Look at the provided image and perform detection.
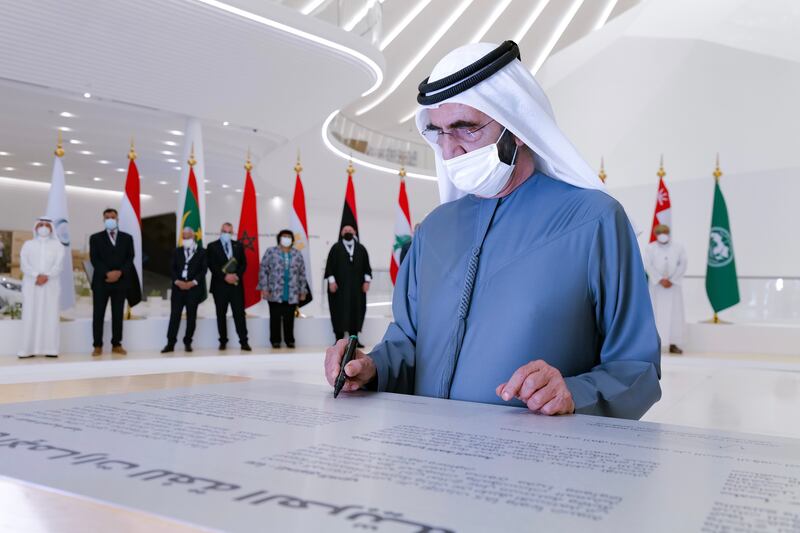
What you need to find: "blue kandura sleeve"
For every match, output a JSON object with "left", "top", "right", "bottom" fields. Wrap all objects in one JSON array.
[{"left": 564, "top": 204, "right": 662, "bottom": 419}]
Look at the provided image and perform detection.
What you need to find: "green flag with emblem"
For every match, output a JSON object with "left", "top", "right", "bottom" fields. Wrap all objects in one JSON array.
[{"left": 705, "top": 162, "right": 739, "bottom": 314}]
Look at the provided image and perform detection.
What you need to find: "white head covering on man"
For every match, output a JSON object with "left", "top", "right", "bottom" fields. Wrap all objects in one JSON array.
[{"left": 415, "top": 41, "right": 605, "bottom": 204}]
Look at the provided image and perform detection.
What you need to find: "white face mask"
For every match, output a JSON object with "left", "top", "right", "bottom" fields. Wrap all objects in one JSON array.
[
  {"left": 36, "top": 225, "right": 51, "bottom": 238},
  {"left": 280, "top": 237, "right": 293, "bottom": 248},
  {"left": 442, "top": 129, "right": 518, "bottom": 197},
  {"left": 656, "top": 234, "right": 670, "bottom": 244},
  {"left": 182, "top": 238, "right": 195, "bottom": 249}
]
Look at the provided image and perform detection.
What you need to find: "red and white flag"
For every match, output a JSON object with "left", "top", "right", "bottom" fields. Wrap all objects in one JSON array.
[
  {"left": 290, "top": 171, "right": 312, "bottom": 291},
  {"left": 390, "top": 176, "right": 412, "bottom": 285},
  {"left": 118, "top": 148, "right": 142, "bottom": 306},
  {"left": 237, "top": 164, "right": 261, "bottom": 308},
  {"left": 649, "top": 166, "right": 672, "bottom": 242}
]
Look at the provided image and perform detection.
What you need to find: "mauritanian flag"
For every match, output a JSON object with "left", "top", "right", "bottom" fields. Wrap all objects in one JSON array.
[
  {"left": 180, "top": 165, "right": 203, "bottom": 247},
  {"left": 237, "top": 163, "right": 260, "bottom": 308},
  {"left": 649, "top": 159, "right": 672, "bottom": 242},
  {"left": 340, "top": 164, "right": 358, "bottom": 235},
  {"left": 390, "top": 175, "right": 412, "bottom": 285},
  {"left": 118, "top": 147, "right": 142, "bottom": 306},
  {"left": 290, "top": 167, "right": 313, "bottom": 293},
  {"left": 705, "top": 161, "right": 739, "bottom": 314},
  {"left": 45, "top": 151, "right": 75, "bottom": 311}
]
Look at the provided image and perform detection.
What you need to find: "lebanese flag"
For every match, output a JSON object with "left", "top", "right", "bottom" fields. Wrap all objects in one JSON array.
[
  {"left": 290, "top": 172, "right": 313, "bottom": 291},
  {"left": 649, "top": 176, "right": 672, "bottom": 242},
  {"left": 118, "top": 156, "right": 142, "bottom": 306},
  {"left": 390, "top": 178, "right": 412, "bottom": 285},
  {"left": 340, "top": 172, "right": 358, "bottom": 235},
  {"left": 237, "top": 168, "right": 261, "bottom": 308}
]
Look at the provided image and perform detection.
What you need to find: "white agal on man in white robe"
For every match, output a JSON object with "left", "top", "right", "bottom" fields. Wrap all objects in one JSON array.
[
  {"left": 645, "top": 224, "right": 687, "bottom": 355},
  {"left": 18, "top": 217, "right": 65, "bottom": 358}
]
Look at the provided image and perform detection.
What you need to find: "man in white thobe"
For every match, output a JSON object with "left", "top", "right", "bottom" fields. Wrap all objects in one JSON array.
[
  {"left": 18, "top": 217, "right": 65, "bottom": 359},
  {"left": 645, "top": 224, "right": 687, "bottom": 355}
]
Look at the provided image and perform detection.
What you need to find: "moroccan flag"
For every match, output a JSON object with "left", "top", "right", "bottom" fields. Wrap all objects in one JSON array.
[
  {"left": 390, "top": 177, "right": 412, "bottom": 285},
  {"left": 45, "top": 153, "right": 75, "bottom": 311},
  {"left": 705, "top": 177, "right": 739, "bottom": 313},
  {"left": 180, "top": 166, "right": 203, "bottom": 247},
  {"left": 290, "top": 171, "right": 313, "bottom": 297},
  {"left": 119, "top": 155, "right": 142, "bottom": 306},
  {"left": 237, "top": 167, "right": 261, "bottom": 308},
  {"left": 649, "top": 172, "right": 672, "bottom": 242},
  {"left": 340, "top": 172, "right": 358, "bottom": 235}
]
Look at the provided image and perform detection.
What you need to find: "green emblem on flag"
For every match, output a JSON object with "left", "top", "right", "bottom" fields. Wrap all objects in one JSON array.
[{"left": 707, "top": 227, "right": 733, "bottom": 267}]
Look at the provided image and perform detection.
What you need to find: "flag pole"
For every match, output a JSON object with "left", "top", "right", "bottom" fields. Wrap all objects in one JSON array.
[
  {"left": 125, "top": 138, "right": 140, "bottom": 321},
  {"left": 598, "top": 157, "right": 607, "bottom": 183},
  {"left": 294, "top": 151, "right": 307, "bottom": 319}
]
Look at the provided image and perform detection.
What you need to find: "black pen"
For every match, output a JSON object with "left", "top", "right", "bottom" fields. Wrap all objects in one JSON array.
[{"left": 333, "top": 335, "right": 359, "bottom": 398}]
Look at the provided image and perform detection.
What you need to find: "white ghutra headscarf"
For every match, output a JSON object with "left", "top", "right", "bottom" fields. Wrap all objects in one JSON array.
[{"left": 415, "top": 42, "right": 606, "bottom": 204}]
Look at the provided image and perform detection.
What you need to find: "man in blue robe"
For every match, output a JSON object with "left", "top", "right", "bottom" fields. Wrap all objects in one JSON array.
[{"left": 325, "top": 41, "right": 661, "bottom": 420}]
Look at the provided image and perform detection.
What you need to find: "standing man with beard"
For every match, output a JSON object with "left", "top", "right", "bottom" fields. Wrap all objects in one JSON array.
[{"left": 324, "top": 225, "right": 371, "bottom": 347}]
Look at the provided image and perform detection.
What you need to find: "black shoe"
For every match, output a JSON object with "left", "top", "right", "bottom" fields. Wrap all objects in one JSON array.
[
  {"left": 286, "top": 342, "right": 295, "bottom": 349},
  {"left": 240, "top": 344, "right": 252, "bottom": 351},
  {"left": 161, "top": 345, "right": 174, "bottom": 353},
  {"left": 184, "top": 344, "right": 193, "bottom": 352},
  {"left": 45, "top": 354, "right": 58, "bottom": 358},
  {"left": 219, "top": 343, "right": 227, "bottom": 350},
  {"left": 271, "top": 343, "right": 280, "bottom": 349},
  {"left": 669, "top": 344, "right": 683, "bottom": 355},
  {"left": 17, "top": 354, "right": 34, "bottom": 359}
]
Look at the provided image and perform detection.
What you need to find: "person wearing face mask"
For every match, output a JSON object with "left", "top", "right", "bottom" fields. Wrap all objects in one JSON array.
[
  {"left": 324, "top": 41, "right": 661, "bottom": 420},
  {"left": 257, "top": 230, "right": 308, "bottom": 348},
  {"left": 162, "top": 227, "right": 207, "bottom": 353},
  {"left": 89, "top": 208, "right": 135, "bottom": 356},
  {"left": 17, "top": 217, "right": 65, "bottom": 359},
  {"left": 324, "top": 225, "right": 372, "bottom": 347},
  {"left": 645, "top": 225, "right": 687, "bottom": 355},
  {"left": 207, "top": 222, "right": 250, "bottom": 351}
]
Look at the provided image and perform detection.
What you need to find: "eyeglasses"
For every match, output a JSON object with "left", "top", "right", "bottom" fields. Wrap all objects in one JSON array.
[{"left": 421, "top": 119, "right": 496, "bottom": 145}]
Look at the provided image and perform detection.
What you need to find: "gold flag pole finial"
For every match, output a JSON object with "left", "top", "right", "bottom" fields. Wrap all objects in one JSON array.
[
  {"left": 54, "top": 130, "right": 65, "bottom": 158},
  {"left": 128, "top": 137, "right": 137, "bottom": 161},
  {"left": 294, "top": 149, "right": 303, "bottom": 174},
  {"left": 346, "top": 159, "right": 355, "bottom": 176},
  {"left": 657, "top": 154, "right": 665, "bottom": 179},
  {"left": 188, "top": 143, "right": 197, "bottom": 167},
  {"left": 598, "top": 157, "right": 607, "bottom": 183},
  {"left": 399, "top": 166, "right": 407, "bottom": 179},
  {"left": 713, "top": 153, "right": 722, "bottom": 182},
  {"left": 244, "top": 148, "right": 253, "bottom": 172}
]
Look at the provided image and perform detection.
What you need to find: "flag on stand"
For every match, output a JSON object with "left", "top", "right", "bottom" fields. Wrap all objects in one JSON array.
[
  {"left": 649, "top": 157, "right": 672, "bottom": 242},
  {"left": 705, "top": 157, "right": 739, "bottom": 316},
  {"left": 390, "top": 169, "right": 412, "bottom": 285},
  {"left": 237, "top": 155, "right": 261, "bottom": 309},
  {"left": 118, "top": 141, "right": 142, "bottom": 307},
  {"left": 290, "top": 155, "right": 313, "bottom": 302},
  {"left": 180, "top": 145, "right": 203, "bottom": 247},
  {"left": 176, "top": 118, "right": 206, "bottom": 241},
  {"left": 340, "top": 161, "right": 358, "bottom": 234},
  {"left": 45, "top": 136, "right": 75, "bottom": 311}
]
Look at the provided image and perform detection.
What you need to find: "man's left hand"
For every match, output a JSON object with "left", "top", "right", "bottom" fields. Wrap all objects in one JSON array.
[
  {"left": 362, "top": 282, "right": 370, "bottom": 293},
  {"left": 35, "top": 274, "right": 48, "bottom": 286},
  {"left": 105, "top": 270, "right": 122, "bottom": 283},
  {"left": 224, "top": 273, "right": 238, "bottom": 285},
  {"left": 659, "top": 279, "right": 673, "bottom": 288},
  {"left": 497, "top": 360, "right": 574, "bottom": 415}
]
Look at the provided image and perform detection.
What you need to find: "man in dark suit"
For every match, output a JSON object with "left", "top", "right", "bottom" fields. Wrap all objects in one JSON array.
[
  {"left": 89, "top": 208, "right": 135, "bottom": 356},
  {"left": 207, "top": 222, "right": 250, "bottom": 351},
  {"left": 162, "top": 227, "right": 207, "bottom": 353}
]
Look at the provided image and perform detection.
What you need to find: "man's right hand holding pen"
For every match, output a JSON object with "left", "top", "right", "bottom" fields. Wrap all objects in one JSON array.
[{"left": 325, "top": 339, "right": 376, "bottom": 394}]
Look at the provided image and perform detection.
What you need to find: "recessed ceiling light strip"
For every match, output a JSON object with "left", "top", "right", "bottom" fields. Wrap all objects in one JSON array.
[
  {"left": 192, "top": 0, "right": 383, "bottom": 97},
  {"left": 530, "top": 0, "right": 584, "bottom": 74},
  {"left": 379, "top": 0, "right": 431, "bottom": 50},
  {"left": 355, "top": 0, "right": 474, "bottom": 116},
  {"left": 512, "top": 0, "right": 550, "bottom": 43},
  {"left": 593, "top": 0, "right": 619, "bottom": 30}
]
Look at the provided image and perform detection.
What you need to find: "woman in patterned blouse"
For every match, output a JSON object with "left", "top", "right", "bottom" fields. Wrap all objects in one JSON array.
[{"left": 257, "top": 229, "right": 308, "bottom": 348}]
